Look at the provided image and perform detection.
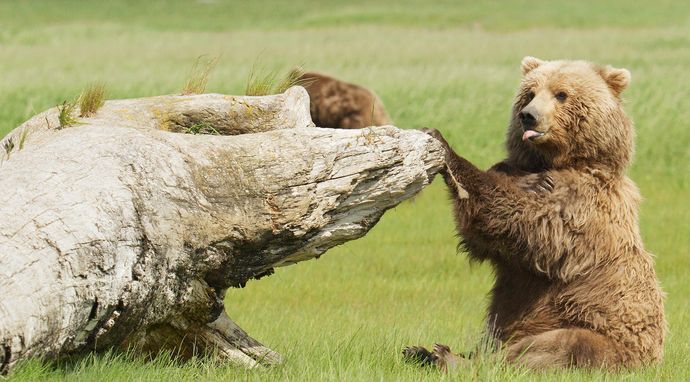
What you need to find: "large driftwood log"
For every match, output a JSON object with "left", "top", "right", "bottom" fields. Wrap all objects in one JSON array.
[{"left": 0, "top": 87, "right": 444, "bottom": 372}]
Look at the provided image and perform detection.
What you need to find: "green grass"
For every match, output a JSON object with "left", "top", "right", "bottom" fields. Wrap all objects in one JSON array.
[
  {"left": 1, "top": 0, "right": 689, "bottom": 380},
  {"left": 57, "top": 99, "right": 79, "bottom": 128},
  {"left": 183, "top": 122, "right": 220, "bottom": 135},
  {"left": 78, "top": 82, "right": 106, "bottom": 117}
]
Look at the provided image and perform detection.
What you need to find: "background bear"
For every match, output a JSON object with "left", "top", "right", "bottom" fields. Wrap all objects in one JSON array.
[
  {"left": 297, "top": 71, "right": 392, "bottom": 129},
  {"left": 405, "top": 57, "right": 665, "bottom": 370}
]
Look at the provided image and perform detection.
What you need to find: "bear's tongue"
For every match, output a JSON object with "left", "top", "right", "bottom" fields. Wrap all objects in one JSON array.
[{"left": 522, "top": 130, "right": 543, "bottom": 141}]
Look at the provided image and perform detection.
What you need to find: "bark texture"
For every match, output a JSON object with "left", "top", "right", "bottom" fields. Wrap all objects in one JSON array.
[{"left": 0, "top": 86, "right": 444, "bottom": 372}]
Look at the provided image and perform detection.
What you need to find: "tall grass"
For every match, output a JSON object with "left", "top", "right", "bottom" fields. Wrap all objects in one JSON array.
[
  {"left": 182, "top": 55, "right": 219, "bottom": 95},
  {"left": 245, "top": 66, "right": 313, "bottom": 96},
  {"left": 274, "top": 67, "right": 317, "bottom": 93},
  {"left": 244, "top": 64, "right": 278, "bottom": 96}
]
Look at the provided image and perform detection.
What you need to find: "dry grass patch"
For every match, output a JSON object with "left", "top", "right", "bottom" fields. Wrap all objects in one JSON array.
[
  {"left": 182, "top": 55, "right": 220, "bottom": 95},
  {"left": 246, "top": 66, "right": 314, "bottom": 96},
  {"left": 79, "top": 82, "right": 106, "bottom": 117}
]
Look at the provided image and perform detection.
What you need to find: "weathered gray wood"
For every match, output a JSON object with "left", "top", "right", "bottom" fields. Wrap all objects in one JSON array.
[{"left": 0, "top": 86, "right": 445, "bottom": 372}]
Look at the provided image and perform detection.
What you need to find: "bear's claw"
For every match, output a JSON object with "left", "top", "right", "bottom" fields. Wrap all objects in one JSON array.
[
  {"left": 523, "top": 173, "right": 555, "bottom": 194},
  {"left": 419, "top": 127, "right": 447, "bottom": 146},
  {"left": 541, "top": 175, "right": 555, "bottom": 191},
  {"left": 402, "top": 345, "right": 437, "bottom": 366}
]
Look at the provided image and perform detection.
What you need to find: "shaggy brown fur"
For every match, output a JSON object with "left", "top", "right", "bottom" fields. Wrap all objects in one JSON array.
[
  {"left": 297, "top": 72, "right": 392, "bottom": 129},
  {"left": 404, "top": 57, "right": 665, "bottom": 370}
]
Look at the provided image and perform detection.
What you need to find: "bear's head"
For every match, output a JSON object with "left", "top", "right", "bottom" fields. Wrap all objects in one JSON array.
[{"left": 506, "top": 57, "right": 634, "bottom": 175}]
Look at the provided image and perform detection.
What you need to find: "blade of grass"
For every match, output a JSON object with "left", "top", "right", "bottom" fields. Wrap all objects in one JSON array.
[{"left": 18, "top": 127, "right": 29, "bottom": 150}]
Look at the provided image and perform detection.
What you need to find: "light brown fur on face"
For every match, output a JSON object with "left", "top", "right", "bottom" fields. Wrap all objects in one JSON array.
[
  {"left": 297, "top": 72, "right": 392, "bottom": 129},
  {"left": 404, "top": 57, "right": 665, "bottom": 371},
  {"left": 508, "top": 57, "right": 635, "bottom": 174}
]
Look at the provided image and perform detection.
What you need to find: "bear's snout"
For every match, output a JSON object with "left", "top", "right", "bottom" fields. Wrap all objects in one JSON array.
[{"left": 519, "top": 107, "right": 539, "bottom": 130}]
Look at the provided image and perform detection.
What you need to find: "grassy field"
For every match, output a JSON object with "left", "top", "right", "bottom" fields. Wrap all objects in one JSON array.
[{"left": 1, "top": 0, "right": 689, "bottom": 380}]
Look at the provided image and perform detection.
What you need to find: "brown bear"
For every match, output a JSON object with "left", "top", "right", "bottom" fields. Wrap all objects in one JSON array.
[
  {"left": 297, "top": 71, "right": 392, "bottom": 129},
  {"left": 404, "top": 57, "right": 665, "bottom": 370}
]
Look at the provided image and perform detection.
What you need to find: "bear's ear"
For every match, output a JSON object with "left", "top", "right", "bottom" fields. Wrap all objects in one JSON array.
[
  {"left": 521, "top": 56, "right": 545, "bottom": 75},
  {"left": 601, "top": 66, "right": 631, "bottom": 96}
]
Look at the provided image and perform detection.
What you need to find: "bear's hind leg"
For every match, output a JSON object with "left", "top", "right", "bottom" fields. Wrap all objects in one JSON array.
[
  {"left": 403, "top": 343, "right": 464, "bottom": 372},
  {"left": 506, "top": 328, "right": 623, "bottom": 369}
]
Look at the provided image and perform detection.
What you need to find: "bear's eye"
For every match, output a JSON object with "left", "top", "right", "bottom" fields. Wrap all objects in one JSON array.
[
  {"left": 526, "top": 91, "right": 535, "bottom": 101},
  {"left": 555, "top": 91, "right": 568, "bottom": 102}
]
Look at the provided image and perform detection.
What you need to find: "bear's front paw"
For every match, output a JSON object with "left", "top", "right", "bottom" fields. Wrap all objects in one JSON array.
[
  {"left": 432, "top": 343, "right": 460, "bottom": 372},
  {"left": 420, "top": 127, "right": 453, "bottom": 156},
  {"left": 420, "top": 127, "right": 445, "bottom": 142}
]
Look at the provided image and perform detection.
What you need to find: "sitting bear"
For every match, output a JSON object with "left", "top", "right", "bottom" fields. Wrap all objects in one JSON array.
[
  {"left": 297, "top": 71, "right": 392, "bottom": 129},
  {"left": 404, "top": 57, "right": 665, "bottom": 370}
]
